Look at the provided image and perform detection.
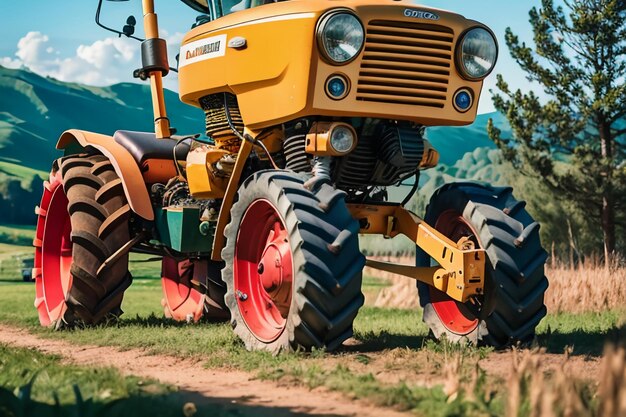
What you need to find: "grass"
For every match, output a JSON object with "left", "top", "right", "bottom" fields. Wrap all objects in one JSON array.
[
  {"left": 0, "top": 254, "right": 624, "bottom": 416},
  {"left": 545, "top": 258, "right": 626, "bottom": 313},
  {"left": 0, "top": 242, "right": 32, "bottom": 282},
  {"left": 0, "top": 343, "right": 271, "bottom": 417},
  {"left": 0, "top": 276, "right": 623, "bottom": 416},
  {"left": 0, "top": 223, "right": 34, "bottom": 246}
]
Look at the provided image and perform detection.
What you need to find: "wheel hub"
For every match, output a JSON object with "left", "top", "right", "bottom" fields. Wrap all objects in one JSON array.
[{"left": 234, "top": 200, "right": 294, "bottom": 343}]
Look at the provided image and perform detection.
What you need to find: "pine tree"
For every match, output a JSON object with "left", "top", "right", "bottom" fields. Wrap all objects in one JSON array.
[{"left": 488, "top": 0, "right": 626, "bottom": 263}]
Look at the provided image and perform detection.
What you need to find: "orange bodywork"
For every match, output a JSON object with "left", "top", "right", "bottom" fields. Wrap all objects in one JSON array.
[{"left": 178, "top": 0, "right": 487, "bottom": 130}]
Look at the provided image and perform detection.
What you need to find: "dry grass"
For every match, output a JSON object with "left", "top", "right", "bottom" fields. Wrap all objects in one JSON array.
[
  {"left": 437, "top": 345, "right": 626, "bottom": 417},
  {"left": 366, "top": 256, "right": 626, "bottom": 315},
  {"left": 545, "top": 258, "right": 626, "bottom": 314},
  {"left": 503, "top": 345, "right": 626, "bottom": 417}
]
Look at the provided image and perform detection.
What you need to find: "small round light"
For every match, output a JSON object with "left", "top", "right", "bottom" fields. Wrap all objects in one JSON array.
[
  {"left": 457, "top": 27, "right": 498, "bottom": 80},
  {"left": 317, "top": 12, "right": 364, "bottom": 65},
  {"left": 325, "top": 75, "right": 349, "bottom": 100},
  {"left": 453, "top": 89, "right": 473, "bottom": 112},
  {"left": 330, "top": 126, "right": 355, "bottom": 154}
]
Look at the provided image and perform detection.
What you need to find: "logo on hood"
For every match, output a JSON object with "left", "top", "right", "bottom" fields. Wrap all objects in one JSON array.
[{"left": 403, "top": 9, "right": 440, "bottom": 20}]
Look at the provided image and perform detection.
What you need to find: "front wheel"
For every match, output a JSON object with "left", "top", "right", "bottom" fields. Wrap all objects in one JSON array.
[
  {"left": 222, "top": 171, "right": 365, "bottom": 353},
  {"left": 417, "top": 182, "right": 549, "bottom": 347}
]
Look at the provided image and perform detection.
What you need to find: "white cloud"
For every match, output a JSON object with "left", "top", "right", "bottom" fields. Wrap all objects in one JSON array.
[{"left": 1, "top": 31, "right": 184, "bottom": 91}]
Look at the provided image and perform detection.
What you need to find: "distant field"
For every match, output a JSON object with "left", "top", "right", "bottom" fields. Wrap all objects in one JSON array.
[
  {"left": 0, "top": 223, "right": 35, "bottom": 246},
  {"left": 0, "top": 160, "right": 47, "bottom": 181},
  {"left": 0, "top": 224, "right": 36, "bottom": 281}
]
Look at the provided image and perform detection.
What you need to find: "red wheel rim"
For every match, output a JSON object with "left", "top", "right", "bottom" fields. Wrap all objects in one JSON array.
[
  {"left": 34, "top": 173, "right": 72, "bottom": 326},
  {"left": 429, "top": 209, "right": 479, "bottom": 335},
  {"left": 234, "top": 199, "right": 293, "bottom": 343},
  {"left": 161, "top": 257, "right": 205, "bottom": 322}
]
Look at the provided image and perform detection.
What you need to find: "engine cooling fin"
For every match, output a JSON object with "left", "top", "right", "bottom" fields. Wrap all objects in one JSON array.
[
  {"left": 200, "top": 93, "right": 243, "bottom": 152},
  {"left": 334, "top": 122, "right": 425, "bottom": 189}
]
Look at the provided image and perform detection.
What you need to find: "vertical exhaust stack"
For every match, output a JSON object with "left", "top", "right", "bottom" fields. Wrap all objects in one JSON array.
[{"left": 141, "top": 0, "right": 171, "bottom": 138}]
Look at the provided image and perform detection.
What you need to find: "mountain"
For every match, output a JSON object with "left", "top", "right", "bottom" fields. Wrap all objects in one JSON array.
[
  {"left": 425, "top": 112, "right": 510, "bottom": 165},
  {"left": 0, "top": 65, "right": 503, "bottom": 178},
  {"left": 0, "top": 66, "right": 205, "bottom": 177}
]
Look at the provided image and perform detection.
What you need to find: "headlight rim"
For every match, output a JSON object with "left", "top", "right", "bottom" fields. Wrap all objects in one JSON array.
[
  {"left": 329, "top": 123, "right": 358, "bottom": 155},
  {"left": 316, "top": 9, "right": 365, "bottom": 66},
  {"left": 455, "top": 25, "right": 499, "bottom": 81}
]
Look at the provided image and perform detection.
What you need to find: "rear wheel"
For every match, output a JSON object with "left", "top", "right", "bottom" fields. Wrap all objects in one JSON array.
[
  {"left": 417, "top": 182, "right": 549, "bottom": 347},
  {"left": 222, "top": 171, "right": 365, "bottom": 353},
  {"left": 161, "top": 256, "right": 229, "bottom": 322},
  {"left": 34, "top": 154, "right": 132, "bottom": 327}
]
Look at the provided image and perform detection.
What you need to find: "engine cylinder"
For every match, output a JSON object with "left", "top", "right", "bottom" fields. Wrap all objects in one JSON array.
[{"left": 334, "top": 121, "right": 425, "bottom": 188}]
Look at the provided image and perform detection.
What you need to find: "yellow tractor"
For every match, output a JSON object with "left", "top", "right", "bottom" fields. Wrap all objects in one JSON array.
[{"left": 34, "top": 0, "right": 548, "bottom": 352}]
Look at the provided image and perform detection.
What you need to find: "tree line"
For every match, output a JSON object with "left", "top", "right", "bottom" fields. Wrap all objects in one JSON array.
[
  {"left": 488, "top": 0, "right": 625, "bottom": 265},
  {"left": 0, "top": 176, "right": 42, "bottom": 225}
]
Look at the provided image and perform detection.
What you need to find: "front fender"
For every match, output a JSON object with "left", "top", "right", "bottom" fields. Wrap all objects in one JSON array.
[{"left": 57, "top": 129, "right": 154, "bottom": 221}]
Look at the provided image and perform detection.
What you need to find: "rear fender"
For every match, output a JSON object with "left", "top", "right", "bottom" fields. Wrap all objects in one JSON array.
[{"left": 56, "top": 129, "right": 154, "bottom": 221}]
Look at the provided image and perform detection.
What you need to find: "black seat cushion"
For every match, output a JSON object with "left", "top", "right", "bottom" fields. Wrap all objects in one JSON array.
[{"left": 114, "top": 130, "right": 190, "bottom": 164}]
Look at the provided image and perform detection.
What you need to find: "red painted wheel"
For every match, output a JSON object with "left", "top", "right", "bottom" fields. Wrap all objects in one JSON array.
[
  {"left": 234, "top": 199, "right": 293, "bottom": 342},
  {"left": 222, "top": 171, "right": 365, "bottom": 353},
  {"left": 161, "top": 257, "right": 228, "bottom": 322},
  {"left": 34, "top": 171, "right": 72, "bottom": 326},
  {"left": 417, "top": 183, "right": 548, "bottom": 347},
  {"left": 428, "top": 209, "right": 479, "bottom": 335},
  {"left": 34, "top": 155, "right": 133, "bottom": 327}
]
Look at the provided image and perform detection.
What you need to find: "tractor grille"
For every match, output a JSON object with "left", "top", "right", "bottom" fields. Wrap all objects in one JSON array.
[{"left": 356, "top": 20, "right": 454, "bottom": 108}]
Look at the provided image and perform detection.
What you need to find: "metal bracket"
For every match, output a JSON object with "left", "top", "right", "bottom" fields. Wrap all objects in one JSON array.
[{"left": 350, "top": 204, "right": 485, "bottom": 303}]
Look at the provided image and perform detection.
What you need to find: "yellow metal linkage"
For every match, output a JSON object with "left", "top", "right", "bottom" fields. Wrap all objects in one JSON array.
[{"left": 349, "top": 204, "right": 486, "bottom": 303}]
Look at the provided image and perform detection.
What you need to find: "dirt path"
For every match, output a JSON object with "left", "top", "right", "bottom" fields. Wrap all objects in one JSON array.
[{"left": 0, "top": 324, "right": 411, "bottom": 417}]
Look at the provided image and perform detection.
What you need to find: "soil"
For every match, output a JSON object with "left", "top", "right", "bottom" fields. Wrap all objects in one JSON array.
[
  {"left": 0, "top": 322, "right": 602, "bottom": 416},
  {"left": 0, "top": 324, "right": 412, "bottom": 417}
]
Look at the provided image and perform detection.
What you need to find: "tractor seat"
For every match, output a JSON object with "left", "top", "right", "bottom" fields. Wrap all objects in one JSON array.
[{"left": 114, "top": 130, "right": 191, "bottom": 165}]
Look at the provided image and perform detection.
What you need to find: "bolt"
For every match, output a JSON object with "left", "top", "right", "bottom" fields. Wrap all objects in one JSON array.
[{"left": 237, "top": 290, "right": 248, "bottom": 301}]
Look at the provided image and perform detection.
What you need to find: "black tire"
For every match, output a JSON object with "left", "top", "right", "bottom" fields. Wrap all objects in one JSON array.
[
  {"left": 203, "top": 261, "right": 229, "bottom": 320},
  {"left": 59, "top": 154, "right": 132, "bottom": 326},
  {"left": 417, "top": 182, "right": 548, "bottom": 347},
  {"left": 222, "top": 171, "right": 365, "bottom": 353}
]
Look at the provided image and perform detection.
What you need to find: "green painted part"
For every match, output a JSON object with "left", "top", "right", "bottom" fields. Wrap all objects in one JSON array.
[{"left": 155, "top": 206, "right": 214, "bottom": 253}]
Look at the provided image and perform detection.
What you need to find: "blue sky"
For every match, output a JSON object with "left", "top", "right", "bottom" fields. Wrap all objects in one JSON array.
[{"left": 0, "top": 1, "right": 560, "bottom": 113}]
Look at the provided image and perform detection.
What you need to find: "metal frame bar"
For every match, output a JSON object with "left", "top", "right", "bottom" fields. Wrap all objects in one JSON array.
[
  {"left": 142, "top": 0, "right": 171, "bottom": 138},
  {"left": 211, "top": 138, "right": 254, "bottom": 260},
  {"left": 349, "top": 204, "right": 485, "bottom": 302}
]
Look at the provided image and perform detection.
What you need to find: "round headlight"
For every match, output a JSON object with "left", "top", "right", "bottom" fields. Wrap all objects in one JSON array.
[
  {"left": 458, "top": 27, "right": 498, "bottom": 80},
  {"left": 317, "top": 12, "right": 364, "bottom": 65},
  {"left": 330, "top": 125, "right": 356, "bottom": 154}
]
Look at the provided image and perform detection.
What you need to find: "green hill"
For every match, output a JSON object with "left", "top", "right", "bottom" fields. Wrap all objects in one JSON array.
[
  {"left": 425, "top": 112, "right": 510, "bottom": 165},
  {"left": 0, "top": 66, "right": 205, "bottom": 176}
]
